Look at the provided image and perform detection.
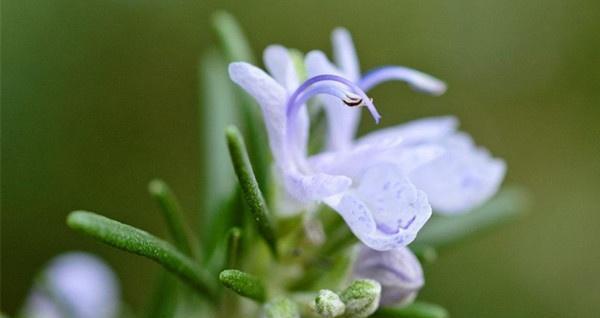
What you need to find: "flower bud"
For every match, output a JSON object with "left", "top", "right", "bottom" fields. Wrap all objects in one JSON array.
[
  {"left": 22, "top": 252, "right": 120, "bottom": 318},
  {"left": 313, "top": 289, "right": 345, "bottom": 317},
  {"left": 353, "top": 245, "right": 424, "bottom": 306},
  {"left": 339, "top": 279, "right": 381, "bottom": 318}
]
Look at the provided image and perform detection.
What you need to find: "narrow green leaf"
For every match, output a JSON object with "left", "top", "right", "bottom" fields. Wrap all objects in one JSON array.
[
  {"left": 226, "top": 126, "right": 278, "bottom": 257},
  {"left": 373, "top": 302, "right": 449, "bottom": 318},
  {"left": 414, "top": 186, "right": 530, "bottom": 249},
  {"left": 199, "top": 49, "right": 240, "bottom": 258},
  {"left": 219, "top": 269, "right": 266, "bottom": 302},
  {"left": 148, "top": 179, "right": 196, "bottom": 258},
  {"left": 211, "top": 11, "right": 269, "bottom": 190},
  {"left": 238, "top": 104, "right": 270, "bottom": 190},
  {"left": 226, "top": 227, "right": 242, "bottom": 268},
  {"left": 66, "top": 211, "right": 217, "bottom": 299},
  {"left": 211, "top": 11, "right": 255, "bottom": 64}
]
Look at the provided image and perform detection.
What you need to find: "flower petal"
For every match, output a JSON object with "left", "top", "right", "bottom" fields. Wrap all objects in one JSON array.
[
  {"left": 409, "top": 133, "right": 506, "bottom": 214},
  {"left": 263, "top": 45, "right": 300, "bottom": 92},
  {"left": 356, "top": 116, "right": 459, "bottom": 148},
  {"left": 305, "top": 50, "right": 361, "bottom": 151},
  {"left": 332, "top": 27, "right": 361, "bottom": 81},
  {"left": 263, "top": 46, "right": 309, "bottom": 158},
  {"left": 309, "top": 143, "right": 444, "bottom": 181},
  {"left": 325, "top": 164, "right": 432, "bottom": 251},
  {"left": 23, "top": 253, "right": 120, "bottom": 318},
  {"left": 353, "top": 245, "right": 424, "bottom": 306},
  {"left": 283, "top": 170, "right": 352, "bottom": 203},
  {"left": 229, "top": 62, "right": 290, "bottom": 167}
]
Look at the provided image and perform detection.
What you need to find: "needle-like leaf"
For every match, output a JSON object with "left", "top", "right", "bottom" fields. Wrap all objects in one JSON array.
[
  {"left": 67, "top": 211, "right": 217, "bottom": 299},
  {"left": 219, "top": 269, "right": 266, "bottom": 302},
  {"left": 226, "top": 227, "right": 242, "bottom": 268},
  {"left": 212, "top": 11, "right": 269, "bottom": 189},
  {"left": 148, "top": 179, "right": 197, "bottom": 258},
  {"left": 199, "top": 49, "right": 240, "bottom": 259},
  {"left": 226, "top": 126, "right": 278, "bottom": 257}
]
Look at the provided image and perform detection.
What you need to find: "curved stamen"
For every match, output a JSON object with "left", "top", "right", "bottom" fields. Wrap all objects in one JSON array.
[
  {"left": 359, "top": 66, "right": 447, "bottom": 96},
  {"left": 292, "top": 84, "right": 367, "bottom": 111},
  {"left": 287, "top": 74, "right": 381, "bottom": 124},
  {"left": 285, "top": 74, "right": 380, "bottom": 169},
  {"left": 293, "top": 84, "right": 351, "bottom": 108}
]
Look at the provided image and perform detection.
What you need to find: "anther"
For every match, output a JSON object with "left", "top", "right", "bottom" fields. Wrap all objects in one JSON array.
[{"left": 342, "top": 94, "right": 363, "bottom": 107}]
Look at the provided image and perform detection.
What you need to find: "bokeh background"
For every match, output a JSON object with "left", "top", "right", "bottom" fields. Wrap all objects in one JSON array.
[{"left": 3, "top": 0, "right": 599, "bottom": 317}]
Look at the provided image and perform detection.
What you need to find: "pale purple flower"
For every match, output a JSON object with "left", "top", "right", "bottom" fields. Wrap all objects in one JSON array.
[
  {"left": 228, "top": 28, "right": 505, "bottom": 251},
  {"left": 22, "top": 252, "right": 120, "bottom": 318},
  {"left": 353, "top": 245, "right": 424, "bottom": 307},
  {"left": 306, "top": 28, "right": 506, "bottom": 215}
]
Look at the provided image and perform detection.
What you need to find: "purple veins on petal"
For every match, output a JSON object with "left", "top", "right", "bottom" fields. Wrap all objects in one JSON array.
[{"left": 324, "top": 164, "right": 432, "bottom": 251}]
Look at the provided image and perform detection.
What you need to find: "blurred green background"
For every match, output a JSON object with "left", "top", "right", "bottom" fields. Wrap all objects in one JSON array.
[{"left": 2, "top": 0, "right": 599, "bottom": 317}]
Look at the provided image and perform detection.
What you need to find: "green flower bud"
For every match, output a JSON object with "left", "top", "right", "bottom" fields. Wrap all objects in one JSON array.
[
  {"left": 263, "top": 297, "right": 300, "bottom": 318},
  {"left": 314, "top": 289, "right": 345, "bottom": 317},
  {"left": 339, "top": 279, "right": 381, "bottom": 318}
]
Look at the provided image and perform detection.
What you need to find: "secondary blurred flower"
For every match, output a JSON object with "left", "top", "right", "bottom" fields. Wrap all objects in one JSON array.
[
  {"left": 353, "top": 245, "right": 423, "bottom": 306},
  {"left": 22, "top": 252, "right": 120, "bottom": 318}
]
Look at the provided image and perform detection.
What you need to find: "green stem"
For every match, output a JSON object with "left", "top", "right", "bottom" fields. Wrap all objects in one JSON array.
[{"left": 67, "top": 211, "right": 217, "bottom": 299}]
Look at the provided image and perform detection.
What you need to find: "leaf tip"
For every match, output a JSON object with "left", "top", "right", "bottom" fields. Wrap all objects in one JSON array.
[
  {"left": 66, "top": 210, "right": 91, "bottom": 228},
  {"left": 225, "top": 125, "right": 241, "bottom": 139},
  {"left": 148, "top": 178, "right": 167, "bottom": 196}
]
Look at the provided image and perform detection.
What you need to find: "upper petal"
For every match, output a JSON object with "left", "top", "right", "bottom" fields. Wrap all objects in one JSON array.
[
  {"left": 409, "top": 133, "right": 506, "bottom": 214},
  {"left": 325, "top": 164, "right": 432, "bottom": 251},
  {"left": 229, "top": 62, "right": 290, "bottom": 167},
  {"left": 332, "top": 27, "right": 361, "bottom": 81},
  {"left": 263, "top": 46, "right": 309, "bottom": 158},
  {"left": 263, "top": 45, "right": 300, "bottom": 92}
]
